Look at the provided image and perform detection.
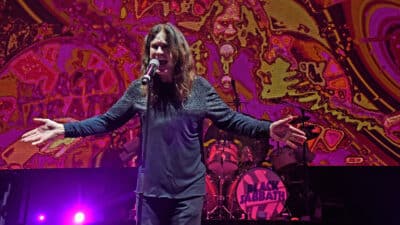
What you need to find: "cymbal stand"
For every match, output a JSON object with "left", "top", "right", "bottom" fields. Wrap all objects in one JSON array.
[{"left": 300, "top": 109, "right": 311, "bottom": 220}]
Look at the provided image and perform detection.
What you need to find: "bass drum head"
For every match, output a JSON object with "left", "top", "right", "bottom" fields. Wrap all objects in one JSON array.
[{"left": 229, "top": 167, "right": 288, "bottom": 220}]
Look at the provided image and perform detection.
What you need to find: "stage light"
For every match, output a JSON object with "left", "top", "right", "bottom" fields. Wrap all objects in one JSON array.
[
  {"left": 73, "top": 212, "right": 85, "bottom": 224},
  {"left": 37, "top": 214, "right": 46, "bottom": 222}
]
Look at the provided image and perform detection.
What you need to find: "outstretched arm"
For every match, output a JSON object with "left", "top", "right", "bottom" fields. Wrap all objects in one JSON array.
[
  {"left": 21, "top": 80, "right": 142, "bottom": 157},
  {"left": 202, "top": 77, "right": 306, "bottom": 148}
]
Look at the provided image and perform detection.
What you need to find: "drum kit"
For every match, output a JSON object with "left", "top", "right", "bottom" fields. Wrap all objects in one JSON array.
[{"left": 203, "top": 115, "right": 319, "bottom": 220}]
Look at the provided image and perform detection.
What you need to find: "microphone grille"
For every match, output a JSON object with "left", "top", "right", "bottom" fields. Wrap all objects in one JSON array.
[{"left": 149, "top": 58, "right": 160, "bottom": 67}]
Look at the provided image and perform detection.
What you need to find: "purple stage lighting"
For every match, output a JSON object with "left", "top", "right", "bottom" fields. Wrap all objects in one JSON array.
[
  {"left": 73, "top": 212, "right": 85, "bottom": 224},
  {"left": 37, "top": 214, "right": 46, "bottom": 222}
]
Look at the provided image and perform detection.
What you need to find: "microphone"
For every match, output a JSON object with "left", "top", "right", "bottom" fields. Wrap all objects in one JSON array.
[{"left": 141, "top": 59, "right": 160, "bottom": 85}]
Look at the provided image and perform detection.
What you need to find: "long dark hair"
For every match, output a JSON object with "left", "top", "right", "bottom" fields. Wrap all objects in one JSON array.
[{"left": 141, "top": 23, "right": 196, "bottom": 105}]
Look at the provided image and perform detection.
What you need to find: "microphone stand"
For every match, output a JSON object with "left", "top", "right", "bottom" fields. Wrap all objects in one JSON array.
[
  {"left": 231, "top": 79, "right": 240, "bottom": 112},
  {"left": 300, "top": 108, "right": 310, "bottom": 220},
  {"left": 136, "top": 78, "right": 153, "bottom": 225}
]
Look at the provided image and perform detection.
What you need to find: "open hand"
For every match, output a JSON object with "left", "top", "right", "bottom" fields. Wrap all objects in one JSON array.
[
  {"left": 21, "top": 118, "right": 65, "bottom": 146},
  {"left": 270, "top": 115, "right": 307, "bottom": 149}
]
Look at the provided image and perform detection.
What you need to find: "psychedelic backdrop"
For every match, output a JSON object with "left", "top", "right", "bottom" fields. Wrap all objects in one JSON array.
[{"left": 0, "top": 0, "right": 399, "bottom": 169}]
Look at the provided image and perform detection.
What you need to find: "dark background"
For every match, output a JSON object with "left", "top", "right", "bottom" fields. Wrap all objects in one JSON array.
[{"left": 1, "top": 167, "right": 399, "bottom": 225}]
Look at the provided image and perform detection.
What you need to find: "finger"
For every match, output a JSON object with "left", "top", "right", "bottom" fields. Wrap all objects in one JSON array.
[
  {"left": 289, "top": 125, "right": 306, "bottom": 136},
  {"left": 21, "top": 132, "right": 42, "bottom": 143},
  {"left": 31, "top": 131, "right": 56, "bottom": 146},
  {"left": 274, "top": 115, "right": 295, "bottom": 126},
  {"left": 285, "top": 140, "right": 298, "bottom": 149},
  {"left": 32, "top": 138, "right": 45, "bottom": 146},
  {"left": 33, "top": 118, "right": 49, "bottom": 123},
  {"left": 292, "top": 131, "right": 307, "bottom": 140},
  {"left": 289, "top": 133, "right": 307, "bottom": 144},
  {"left": 21, "top": 128, "right": 39, "bottom": 138}
]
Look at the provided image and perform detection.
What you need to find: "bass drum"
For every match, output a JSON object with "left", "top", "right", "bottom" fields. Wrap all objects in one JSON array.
[{"left": 227, "top": 167, "right": 287, "bottom": 220}]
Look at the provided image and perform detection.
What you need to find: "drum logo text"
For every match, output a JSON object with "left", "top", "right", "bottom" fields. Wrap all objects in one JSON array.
[{"left": 239, "top": 181, "right": 286, "bottom": 204}]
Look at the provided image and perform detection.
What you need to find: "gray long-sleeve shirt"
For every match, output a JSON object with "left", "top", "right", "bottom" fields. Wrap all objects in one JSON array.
[{"left": 64, "top": 76, "right": 271, "bottom": 199}]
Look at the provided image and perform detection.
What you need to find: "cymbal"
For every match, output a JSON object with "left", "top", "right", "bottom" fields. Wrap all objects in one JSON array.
[{"left": 289, "top": 116, "right": 310, "bottom": 125}]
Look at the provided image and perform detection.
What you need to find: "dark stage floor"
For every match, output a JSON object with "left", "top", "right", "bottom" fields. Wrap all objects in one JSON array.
[{"left": 1, "top": 167, "right": 399, "bottom": 225}]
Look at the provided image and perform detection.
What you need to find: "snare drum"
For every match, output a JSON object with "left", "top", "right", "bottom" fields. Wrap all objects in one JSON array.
[{"left": 228, "top": 167, "right": 287, "bottom": 220}]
